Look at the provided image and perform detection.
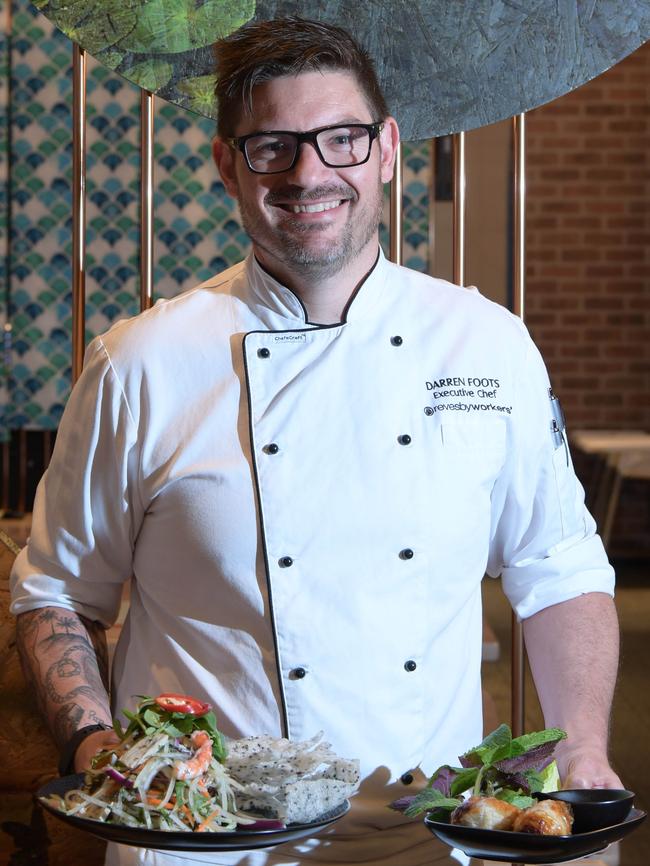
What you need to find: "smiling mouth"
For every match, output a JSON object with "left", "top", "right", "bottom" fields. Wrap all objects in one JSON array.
[{"left": 282, "top": 200, "right": 344, "bottom": 214}]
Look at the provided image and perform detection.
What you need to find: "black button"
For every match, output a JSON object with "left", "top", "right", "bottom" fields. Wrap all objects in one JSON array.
[
  {"left": 401, "top": 772, "right": 414, "bottom": 785},
  {"left": 390, "top": 336, "right": 403, "bottom": 346},
  {"left": 399, "top": 548, "right": 414, "bottom": 560},
  {"left": 279, "top": 556, "right": 294, "bottom": 568},
  {"left": 397, "top": 434, "right": 412, "bottom": 446},
  {"left": 291, "top": 667, "right": 307, "bottom": 679},
  {"left": 264, "top": 443, "right": 279, "bottom": 454},
  {"left": 404, "top": 660, "right": 417, "bottom": 672},
  {"left": 424, "top": 406, "right": 434, "bottom": 416},
  {"left": 257, "top": 347, "right": 271, "bottom": 358}
]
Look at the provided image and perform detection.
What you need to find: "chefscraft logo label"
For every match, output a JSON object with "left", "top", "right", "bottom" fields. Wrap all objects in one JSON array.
[
  {"left": 273, "top": 333, "right": 306, "bottom": 343},
  {"left": 425, "top": 376, "right": 512, "bottom": 416}
]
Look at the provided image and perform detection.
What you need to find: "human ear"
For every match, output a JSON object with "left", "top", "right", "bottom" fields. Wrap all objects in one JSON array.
[
  {"left": 379, "top": 117, "right": 400, "bottom": 184},
  {"left": 212, "top": 137, "right": 239, "bottom": 198}
]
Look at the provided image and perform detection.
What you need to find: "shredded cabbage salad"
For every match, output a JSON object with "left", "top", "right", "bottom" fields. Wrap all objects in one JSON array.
[{"left": 42, "top": 695, "right": 282, "bottom": 832}]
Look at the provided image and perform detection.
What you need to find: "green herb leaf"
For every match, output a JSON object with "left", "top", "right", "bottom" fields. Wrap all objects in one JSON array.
[
  {"left": 143, "top": 708, "right": 162, "bottom": 727},
  {"left": 461, "top": 724, "right": 512, "bottom": 767},
  {"left": 495, "top": 789, "right": 536, "bottom": 809},
  {"left": 510, "top": 728, "right": 566, "bottom": 756},
  {"left": 449, "top": 767, "right": 481, "bottom": 798},
  {"left": 397, "top": 724, "right": 567, "bottom": 822},
  {"left": 522, "top": 769, "right": 545, "bottom": 793},
  {"left": 404, "top": 787, "right": 461, "bottom": 818}
]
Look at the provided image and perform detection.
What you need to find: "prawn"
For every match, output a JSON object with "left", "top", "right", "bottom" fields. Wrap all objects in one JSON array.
[{"left": 174, "top": 730, "right": 213, "bottom": 780}]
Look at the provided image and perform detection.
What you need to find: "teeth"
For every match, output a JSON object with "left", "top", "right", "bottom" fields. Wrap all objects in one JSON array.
[{"left": 288, "top": 200, "right": 342, "bottom": 214}]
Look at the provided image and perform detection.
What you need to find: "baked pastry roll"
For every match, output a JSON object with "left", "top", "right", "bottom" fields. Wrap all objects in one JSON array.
[
  {"left": 512, "top": 798, "right": 574, "bottom": 835},
  {"left": 450, "top": 795, "right": 521, "bottom": 830}
]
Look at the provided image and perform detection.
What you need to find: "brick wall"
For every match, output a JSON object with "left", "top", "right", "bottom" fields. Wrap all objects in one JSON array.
[{"left": 525, "top": 41, "right": 650, "bottom": 554}]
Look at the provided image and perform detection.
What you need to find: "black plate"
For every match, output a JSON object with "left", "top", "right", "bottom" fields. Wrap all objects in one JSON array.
[
  {"left": 36, "top": 774, "right": 350, "bottom": 851},
  {"left": 424, "top": 807, "right": 646, "bottom": 864}
]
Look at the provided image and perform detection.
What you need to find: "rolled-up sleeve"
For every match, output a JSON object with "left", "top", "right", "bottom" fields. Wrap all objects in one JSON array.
[
  {"left": 487, "top": 324, "right": 614, "bottom": 619},
  {"left": 10, "top": 336, "right": 143, "bottom": 626}
]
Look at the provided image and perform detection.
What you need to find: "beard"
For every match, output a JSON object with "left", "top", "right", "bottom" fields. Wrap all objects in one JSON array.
[{"left": 237, "top": 178, "right": 384, "bottom": 280}]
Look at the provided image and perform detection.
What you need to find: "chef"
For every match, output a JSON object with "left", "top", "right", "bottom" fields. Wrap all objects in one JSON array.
[{"left": 11, "top": 16, "right": 621, "bottom": 866}]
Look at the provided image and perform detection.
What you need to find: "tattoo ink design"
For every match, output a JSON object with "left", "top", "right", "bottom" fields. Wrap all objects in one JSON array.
[{"left": 16, "top": 607, "right": 112, "bottom": 748}]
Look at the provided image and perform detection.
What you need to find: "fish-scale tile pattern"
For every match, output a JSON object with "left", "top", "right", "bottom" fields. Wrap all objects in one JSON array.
[{"left": 2, "top": 0, "right": 432, "bottom": 434}]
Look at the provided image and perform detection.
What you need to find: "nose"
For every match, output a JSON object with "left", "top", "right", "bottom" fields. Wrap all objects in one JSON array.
[{"left": 284, "top": 140, "right": 332, "bottom": 186}]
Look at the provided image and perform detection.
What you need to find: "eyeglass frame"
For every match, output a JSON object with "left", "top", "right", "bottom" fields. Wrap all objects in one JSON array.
[{"left": 226, "top": 121, "right": 385, "bottom": 175}]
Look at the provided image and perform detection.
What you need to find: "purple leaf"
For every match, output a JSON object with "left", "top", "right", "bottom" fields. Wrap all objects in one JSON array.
[
  {"left": 389, "top": 795, "right": 416, "bottom": 812},
  {"left": 430, "top": 765, "right": 461, "bottom": 796},
  {"left": 495, "top": 770, "right": 533, "bottom": 794},
  {"left": 493, "top": 740, "right": 557, "bottom": 774},
  {"left": 459, "top": 753, "right": 479, "bottom": 768}
]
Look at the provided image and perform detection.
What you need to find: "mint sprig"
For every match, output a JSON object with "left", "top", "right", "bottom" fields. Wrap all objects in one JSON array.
[{"left": 390, "top": 724, "right": 567, "bottom": 818}]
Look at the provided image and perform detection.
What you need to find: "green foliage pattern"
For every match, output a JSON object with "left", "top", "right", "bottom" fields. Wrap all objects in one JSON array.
[{"left": 33, "top": 0, "right": 255, "bottom": 118}]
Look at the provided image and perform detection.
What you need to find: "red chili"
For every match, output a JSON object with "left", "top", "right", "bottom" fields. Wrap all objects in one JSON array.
[{"left": 155, "top": 693, "right": 211, "bottom": 716}]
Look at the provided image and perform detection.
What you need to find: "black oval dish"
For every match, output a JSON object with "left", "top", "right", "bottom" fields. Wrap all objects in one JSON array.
[
  {"left": 424, "top": 807, "right": 646, "bottom": 864},
  {"left": 538, "top": 788, "right": 635, "bottom": 833},
  {"left": 37, "top": 774, "right": 350, "bottom": 851}
]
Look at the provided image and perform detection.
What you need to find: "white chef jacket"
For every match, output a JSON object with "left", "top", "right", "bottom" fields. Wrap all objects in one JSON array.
[{"left": 11, "top": 250, "right": 614, "bottom": 866}]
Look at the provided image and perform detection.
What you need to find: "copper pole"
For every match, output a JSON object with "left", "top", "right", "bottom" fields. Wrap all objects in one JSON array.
[
  {"left": 1, "top": 440, "right": 8, "bottom": 512},
  {"left": 510, "top": 112, "right": 527, "bottom": 737},
  {"left": 17, "top": 428, "right": 26, "bottom": 514},
  {"left": 2, "top": 0, "right": 13, "bottom": 514},
  {"left": 512, "top": 114, "right": 526, "bottom": 320},
  {"left": 389, "top": 142, "right": 403, "bottom": 265},
  {"left": 71, "top": 44, "right": 87, "bottom": 383},
  {"left": 428, "top": 139, "right": 436, "bottom": 275},
  {"left": 140, "top": 90, "right": 154, "bottom": 311},
  {"left": 452, "top": 131, "right": 466, "bottom": 286}
]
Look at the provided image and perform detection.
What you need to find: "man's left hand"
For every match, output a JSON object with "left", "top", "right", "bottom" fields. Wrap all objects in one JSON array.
[{"left": 557, "top": 745, "right": 623, "bottom": 789}]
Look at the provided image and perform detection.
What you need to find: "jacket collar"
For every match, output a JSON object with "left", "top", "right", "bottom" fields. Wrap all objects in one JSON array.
[{"left": 241, "top": 249, "right": 390, "bottom": 330}]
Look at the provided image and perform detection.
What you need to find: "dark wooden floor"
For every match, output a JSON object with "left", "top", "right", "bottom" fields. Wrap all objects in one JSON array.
[{"left": 482, "top": 559, "right": 650, "bottom": 866}]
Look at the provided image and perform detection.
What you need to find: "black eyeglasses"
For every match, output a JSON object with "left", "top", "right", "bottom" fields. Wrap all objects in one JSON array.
[{"left": 228, "top": 121, "right": 384, "bottom": 174}]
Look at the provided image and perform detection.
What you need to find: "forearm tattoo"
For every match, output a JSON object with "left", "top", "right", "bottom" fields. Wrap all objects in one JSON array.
[{"left": 16, "top": 607, "right": 112, "bottom": 748}]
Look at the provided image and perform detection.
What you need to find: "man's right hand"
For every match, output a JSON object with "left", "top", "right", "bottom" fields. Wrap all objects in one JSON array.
[{"left": 73, "top": 728, "right": 121, "bottom": 773}]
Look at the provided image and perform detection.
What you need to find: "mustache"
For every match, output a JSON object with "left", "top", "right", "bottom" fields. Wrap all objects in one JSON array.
[{"left": 265, "top": 185, "right": 357, "bottom": 205}]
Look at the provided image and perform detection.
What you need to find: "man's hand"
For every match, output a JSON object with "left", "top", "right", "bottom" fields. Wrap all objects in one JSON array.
[
  {"left": 523, "top": 593, "right": 622, "bottom": 789},
  {"left": 73, "top": 728, "right": 121, "bottom": 773},
  {"left": 556, "top": 743, "right": 623, "bottom": 790}
]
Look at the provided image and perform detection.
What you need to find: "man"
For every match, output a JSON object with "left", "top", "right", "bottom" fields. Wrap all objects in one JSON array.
[{"left": 11, "top": 16, "right": 620, "bottom": 866}]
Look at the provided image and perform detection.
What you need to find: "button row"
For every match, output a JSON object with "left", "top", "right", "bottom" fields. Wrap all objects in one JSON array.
[
  {"left": 256, "top": 336, "right": 404, "bottom": 360},
  {"left": 288, "top": 662, "right": 417, "bottom": 680},
  {"left": 278, "top": 550, "right": 415, "bottom": 568},
  {"left": 264, "top": 435, "right": 412, "bottom": 454}
]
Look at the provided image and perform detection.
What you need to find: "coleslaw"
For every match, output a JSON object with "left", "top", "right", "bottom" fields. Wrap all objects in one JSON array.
[{"left": 41, "top": 695, "right": 277, "bottom": 832}]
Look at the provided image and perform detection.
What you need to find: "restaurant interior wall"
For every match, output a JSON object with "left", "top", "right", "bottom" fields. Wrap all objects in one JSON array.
[
  {"left": 525, "top": 40, "right": 650, "bottom": 556},
  {"left": 0, "top": 0, "right": 430, "bottom": 509}
]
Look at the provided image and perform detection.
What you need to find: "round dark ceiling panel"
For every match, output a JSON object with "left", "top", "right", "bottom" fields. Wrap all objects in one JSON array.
[{"left": 34, "top": 0, "right": 650, "bottom": 140}]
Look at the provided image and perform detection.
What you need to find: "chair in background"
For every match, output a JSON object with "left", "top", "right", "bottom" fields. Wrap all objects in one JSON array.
[{"left": 570, "top": 430, "right": 650, "bottom": 550}]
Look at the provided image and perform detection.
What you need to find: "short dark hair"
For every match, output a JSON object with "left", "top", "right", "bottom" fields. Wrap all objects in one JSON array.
[{"left": 214, "top": 17, "right": 389, "bottom": 137}]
